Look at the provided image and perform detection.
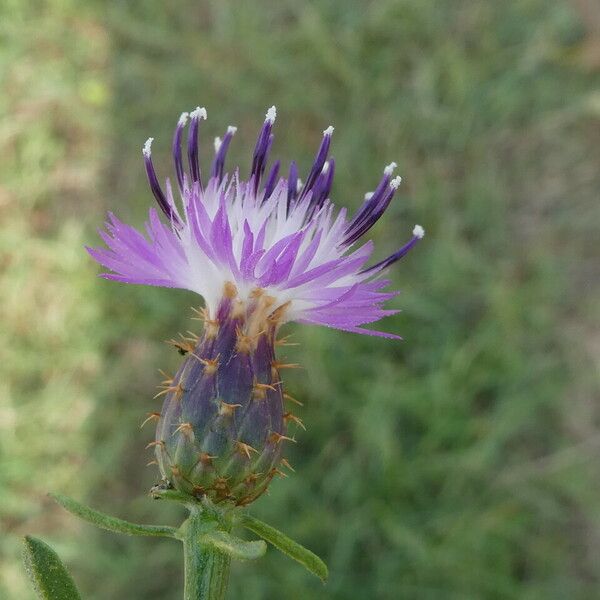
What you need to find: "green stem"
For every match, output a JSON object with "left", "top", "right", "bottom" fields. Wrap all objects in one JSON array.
[{"left": 182, "top": 506, "right": 232, "bottom": 600}]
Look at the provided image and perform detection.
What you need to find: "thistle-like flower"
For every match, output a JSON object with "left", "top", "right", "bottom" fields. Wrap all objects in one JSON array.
[{"left": 88, "top": 106, "right": 424, "bottom": 505}]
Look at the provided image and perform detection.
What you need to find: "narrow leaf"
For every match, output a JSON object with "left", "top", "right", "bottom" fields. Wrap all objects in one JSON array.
[
  {"left": 22, "top": 536, "right": 82, "bottom": 600},
  {"left": 200, "top": 530, "right": 267, "bottom": 561},
  {"left": 50, "top": 493, "right": 178, "bottom": 538},
  {"left": 240, "top": 515, "right": 328, "bottom": 582}
]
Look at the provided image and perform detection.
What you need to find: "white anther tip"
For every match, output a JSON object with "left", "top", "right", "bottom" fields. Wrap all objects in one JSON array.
[
  {"left": 214, "top": 136, "right": 222, "bottom": 153},
  {"left": 323, "top": 125, "right": 334, "bottom": 136},
  {"left": 142, "top": 137, "right": 153, "bottom": 157},
  {"left": 296, "top": 178, "right": 303, "bottom": 192},
  {"left": 413, "top": 224, "right": 425, "bottom": 239},
  {"left": 266, "top": 106, "right": 277, "bottom": 124},
  {"left": 364, "top": 192, "right": 374, "bottom": 200},
  {"left": 190, "top": 106, "right": 207, "bottom": 120},
  {"left": 390, "top": 175, "right": 402, "bottom": 190},
  {"left": 384, "top": 161, "right": 397, "bottom": 176},
  {"left": 178, "top": 112, "right": 189, "bottom": 126},
  {"left": 227, "top": 125, "right": 238, "bottom": 135},
  {"left": 321, "top": 161, "right": 330, "bottom": 174}
]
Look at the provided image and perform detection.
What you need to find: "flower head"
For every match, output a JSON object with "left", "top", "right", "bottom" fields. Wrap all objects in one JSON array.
[
  {"left": 88, "top": 105, "right": 423, "bottom": 338},
  {"left": 89, "top": 106, "right": 423, "bottom": 504}
]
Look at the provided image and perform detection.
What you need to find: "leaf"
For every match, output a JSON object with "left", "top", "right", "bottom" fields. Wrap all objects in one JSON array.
[
  {"left": 22, "top": 536, "right": 82, "bottom": 600},
  {"left": 240, "top": 515, "right": 328, "bottom": 582},
  {"left": 200, "top": 530, "right": 267, "bottom": 561},
  {"left": 50, "top": 493, "right": 178, "bottom": 539}
]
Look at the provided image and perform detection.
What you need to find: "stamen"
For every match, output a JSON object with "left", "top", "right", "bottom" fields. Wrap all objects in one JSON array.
[
  {"left": 265, "top": 105, "right": 277, "bottom": 124},
  {"left": 142, "top": 138, "right": 180, "bottom": 224},
  {"left": 211, "top": 125, "right": 237, "bottom": 181},
  {"left": 143, "top": 137, "right": 153, "bottom": 157},
  {"left": 263, "top": 159, "right": 280, "bottom": 200},
  {"left": 384, "top": 161, "right": 397, "bottom": 176},
  {"left": 390, "top": 175, "right": 402, "bottom": 190},
  {"left": 173, "top": 114, "right": 189, "bottom": 191},
  {"left": 413, "top": 224, "right": 425, "bottom": 239},
  {"left": 188, "top": 107, "right": 207, "bottom": 185},
  {"left": 298, "top": 127, "right": 333, "bottom": 201},
  {"left": 361, "top": 226, "right": 424, "bottom": 274},
  {"left": 190, "top": 106, "right": 207, "bottom": 120}
]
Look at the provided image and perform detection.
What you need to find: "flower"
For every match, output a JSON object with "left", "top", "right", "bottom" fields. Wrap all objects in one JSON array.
[
  {"left": 88, "top": 106, "right": 424, "bottom": 504},
  {"left": 88, "top": 105, "right": 424, "bottom": 338}
]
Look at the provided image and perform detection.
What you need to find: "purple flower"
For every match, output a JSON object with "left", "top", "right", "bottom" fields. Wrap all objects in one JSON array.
[
  {"left": 89, "top": 106, "right": 424, "bottom": 504},
  {"left": 88, "top": 105, "right": 424, "bottom": 339}
]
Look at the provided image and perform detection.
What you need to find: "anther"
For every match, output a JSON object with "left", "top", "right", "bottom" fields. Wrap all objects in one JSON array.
[
  {"left": 384, "top": 162, "right": 397, "bottom": 176},
  {"left": 142, "top": 137, "right": 153, "bottom": 157},
  {"left": 390, "top": 175, "right": 402, "bottom": 190},
  {"left": 265, "top": 106, "right": 277, "bottom": 124},
  {"left": 413, "top": 224, "right": 425, "bottom": 239},
  {"left": 190, "top": 106, "right": 207, "bottom": 120}
]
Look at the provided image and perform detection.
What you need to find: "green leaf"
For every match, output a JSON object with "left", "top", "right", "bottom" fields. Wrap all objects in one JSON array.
[
  {"left": 200, "top": 530, "right": 266, "bottom": 561},
  {"left": 22, "top": 536, "right": 82, "bottom": 600},
  {"left": 240, "top": 515, "right": 328, "bottom": 582},
  {"left": 50, "top": 493, "right": 178, "bottom": 539}
]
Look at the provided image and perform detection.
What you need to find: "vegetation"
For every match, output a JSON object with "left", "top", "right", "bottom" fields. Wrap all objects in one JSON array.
[{"left": 1, "top": 1, "right": 598, "bottom": 598}]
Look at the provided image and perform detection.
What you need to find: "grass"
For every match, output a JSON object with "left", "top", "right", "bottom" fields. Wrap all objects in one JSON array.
[{"left": 1, "top": 0, "right": 599, "bottom": 598}]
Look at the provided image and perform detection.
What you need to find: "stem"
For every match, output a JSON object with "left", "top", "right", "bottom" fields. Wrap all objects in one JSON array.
[{"left": 182, "top": 506, "right": 231, "bottom": 600}]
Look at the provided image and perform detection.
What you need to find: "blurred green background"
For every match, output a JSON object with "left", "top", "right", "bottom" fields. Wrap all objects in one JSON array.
[{"left": 1, "top": 1, "right": 599, "bottom": 598}]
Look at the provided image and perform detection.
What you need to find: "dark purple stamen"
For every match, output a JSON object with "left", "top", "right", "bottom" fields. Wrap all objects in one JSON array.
[
  {"left": 187, "top": 107, "right": 206, "bottom": 186},
  {"left": 286, "top": 160, "right": 298, "bottom": 213},
  {"left": 251, "top": 110, "right": 276, "bottom": 194},
  {"left": 306, "top": 158, "right": 335, "bottom": 219},
  {"left": 361, "top": 233, "right": 421, "bottom": 274},
  {"left": 263, "top": 159, "right": 280, "bottom": 201},
  {"left": 298, "top": 127, "right": 333, "bottom": 202},
  {"left": 211, "top": 127, "right": 236, "bottom": 182},
  {"left": 143, "top": 140, "right": 180, "bottom": 225},
  {"left": 344, "top": 169, "right": 400, "bottom": 245},
  {"left": 172, "top": 113, "right": 188, "bottom": 192}
]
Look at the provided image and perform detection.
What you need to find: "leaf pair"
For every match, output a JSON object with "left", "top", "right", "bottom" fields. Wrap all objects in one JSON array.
[{"left": 23, "top": 494, "right": 328, "bottom": 599}]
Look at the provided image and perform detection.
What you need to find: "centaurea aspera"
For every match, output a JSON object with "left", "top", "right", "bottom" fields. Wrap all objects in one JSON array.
[{"left": 88, "top": 105, "right": 424, "bottom": 505}]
